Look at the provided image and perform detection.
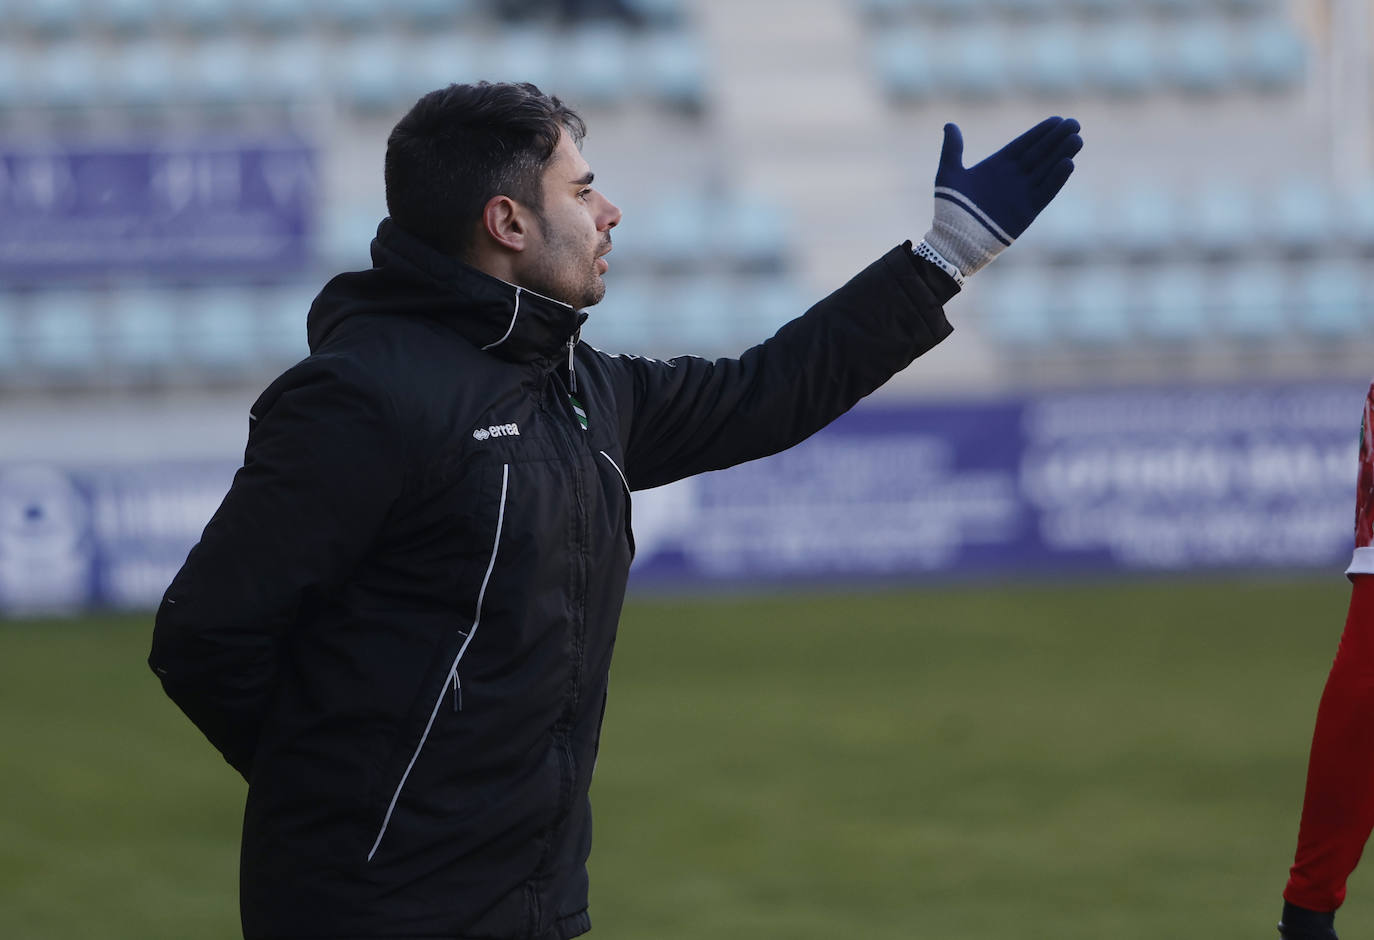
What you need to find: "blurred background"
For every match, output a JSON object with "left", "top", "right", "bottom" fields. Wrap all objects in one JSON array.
[{"left": 2, "top": 0, "right": 1373, "bottom": 937}]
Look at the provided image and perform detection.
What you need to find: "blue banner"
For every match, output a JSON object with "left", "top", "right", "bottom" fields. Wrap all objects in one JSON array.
[
  {"left": 0, "top": 138, "right": 317, "bottom": 281},
  {"left": 0, "top": 382, "right": 1362, "bottom": 613}
]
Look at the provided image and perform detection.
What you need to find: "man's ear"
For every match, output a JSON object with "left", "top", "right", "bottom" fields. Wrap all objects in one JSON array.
[{"left": 482, "top": 195, "right": 532, "bottom": 252}]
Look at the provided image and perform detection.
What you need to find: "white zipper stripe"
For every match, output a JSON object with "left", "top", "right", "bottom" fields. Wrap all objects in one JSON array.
[
  {"left": 481, "top": 288, "right": 522, "bottom": 351},
  {"left": 598, "top": 450, "right": 630, "bottom": 494},
  {"left": 367, "top": 463, "right": 511, "bottom": 862}
]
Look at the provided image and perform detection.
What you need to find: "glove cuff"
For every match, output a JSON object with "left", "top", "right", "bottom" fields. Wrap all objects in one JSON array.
[
  {"left": 925, "top": 186, "right": 1016, "bottom": 278},
  {"left": 911, "top": 239, "right": 964, "bottom": 288}
]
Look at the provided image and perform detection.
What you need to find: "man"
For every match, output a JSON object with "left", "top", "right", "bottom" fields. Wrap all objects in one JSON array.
[
  {"left": 1277, "top": 384, "right": 1374, "bottom": 940},
  {"left": 150, "top": 82, "right": 1081, "bottom": 940}
]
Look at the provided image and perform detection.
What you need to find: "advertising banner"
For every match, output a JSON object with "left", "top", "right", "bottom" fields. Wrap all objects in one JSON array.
[
  {"left": 0, "top": 381, "right": 1362, "bottom": 613},
  {"left": 0, "top": 138, "right": 317, "bottom": 281}
]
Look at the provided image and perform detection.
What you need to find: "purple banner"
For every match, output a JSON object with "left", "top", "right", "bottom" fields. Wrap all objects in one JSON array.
[
  {"left": 0, "top": 138, "right": 317, "bottom": 281},
  {"left": 0, "top": 381, "right": 1362, "bottom": 613}
]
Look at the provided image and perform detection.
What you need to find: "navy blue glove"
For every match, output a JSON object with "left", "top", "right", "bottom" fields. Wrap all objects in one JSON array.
[
  {"left": 1279, "top": 901, "right": 1338, "bottom": 940},
  {"left": 917, "top": 116, "right": 1082, "bottom": 284}
]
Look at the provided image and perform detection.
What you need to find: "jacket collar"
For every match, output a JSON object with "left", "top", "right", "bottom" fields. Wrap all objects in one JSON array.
[{"left": 364, "top": 217, "right": 587, "bottom": 364}]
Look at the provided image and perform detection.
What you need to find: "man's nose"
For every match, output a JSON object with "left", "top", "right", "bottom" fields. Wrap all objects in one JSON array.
[{"left": 601, "top": 199, "right": 622, "bottom": 231}]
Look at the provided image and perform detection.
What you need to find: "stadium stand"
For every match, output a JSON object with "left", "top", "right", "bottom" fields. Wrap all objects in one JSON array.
[{"left": 0, "top": 0, "right": 1368, "bottom": 394}]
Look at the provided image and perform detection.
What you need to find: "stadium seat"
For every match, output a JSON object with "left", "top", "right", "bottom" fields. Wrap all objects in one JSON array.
[
  {"left": 24, "top": 290, "right": 102, "bottom": 376},
  {"left": 1266, "top": 177, "right": 1332, "bottom": 255},
  {"left": 559, "top": 24, "right": 633, "bottom": 108},
  {"left": 110, "top": 40, "right": 181, "bottom": 108},
  {"left": 338, "top": 35, "right": 407, "bottom": 112},
  {"left": 1187, "top": 184, "right": 1256, "bottom": 257},
  {"left": 1024, "top": 188, "right": 1098, "bottom": 259},
  {"left": 105, "top": 288, "right": 181, "bottom": 374},
  {"left": 717, "top": 195, "right": 788, "bottom": 273},
  {"left": 240, "top": 0, "right": 309, "bottom": 33},
  {"left": 734, "top": 276, "right": 811, "bottom": 340},
  {"left": 1015, "top": 25, "right": 1085, "bottom": 98},
  {"left": 32, "top": 40, "right": 105, "bottom": 110},
  {"left": 1083, "top": 25, "right": 1156, "bottom": 97},
  {"left": 1138, "top": 265, "right": 1209, "bottom": 341},
  {"left": 1060, "top": 268, "right": 1132, "bottom": 345},
  {"left": 937, "top": 30, "right": 1010, "bottom": 100},
  {"left": 1068, "top": 0, "right": 1132, "bottom": 18},
  {"left": 394, "top": 0, "right": 477, "bottom": 27},
  {"left": 1214, "top": 261, "right": 1287, "bottom": 338},
  {"left": 1236, "top": 18, "right": 1307, "bottom": 93},
  {"left": 583, "top": 277, "right": 658, "bottom": 353},
  {"left": 165, "top": 0, "right": 236, "bottom": 34},
  {"left": 660, "top": 274, "right": 737, "bottom": 353},
  {"left": 91, "top": 0, "right": 162, "bottom": 35},
  {"left": 1163, "top": 20, "right": 1232, "bottom": 94},
  {"left": 637, "top": 31, "right": 707, "bottom": 111},
  {"left": 990, "top": 0, "right": 1056, "bottom": 21},
  {"left": 409, "top": 34, "right": 485, "bottom": 98},
  {"left": 643, "top": 193, "right": 712, "bottom": 271},
  {"left": 14, "top": 0, "right": 83, "bottom": 36},
  {"left": 972, "top": 266, "right": 1055, "bottom": 347},
  {"left": 182, "top": 288, "right": 260, "bottom": 372},
  {"left": 872, "top": 30, "right": 938, "bottom": 103},
  {"left": 319, "top": 205, "right": 383, "bottom": 270},
  {"left": 1107, "top": 184, "right": 1179, "bottom": 257},
  {"left": 255, "top": 35, "right": 329, "bottom": 103},
  {"left": 186, "top": 38, "right": 257, "bottom": 107},
  {"left": 258, "top": 283, "right": 317, "bottom": 364},
  {"left": 1295, "top": 260, "right": 1368, "bottom": 338},
  {"left": 485, "top": 28, "right": 556, "bottom": 92},
  {"left": 312, "top": 0, "right": 386, "bottom": 30}
]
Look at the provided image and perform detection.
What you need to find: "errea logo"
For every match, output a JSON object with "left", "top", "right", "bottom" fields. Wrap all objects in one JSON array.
[{"left": 473, "top": 423, "right": 520, "bottom": 441}]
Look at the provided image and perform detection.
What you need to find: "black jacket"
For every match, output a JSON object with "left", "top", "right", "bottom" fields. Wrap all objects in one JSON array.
[{"left": 149, "top": 219, "right": 956, "bottom": 940}]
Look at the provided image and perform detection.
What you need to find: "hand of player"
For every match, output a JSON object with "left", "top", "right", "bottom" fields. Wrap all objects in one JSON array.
[
  {"left": 1278, "top": 901, "right": 1339, "bottom": 940},
  {"left": 918, "top": 116, "right": 1082, "bottom": 283}
]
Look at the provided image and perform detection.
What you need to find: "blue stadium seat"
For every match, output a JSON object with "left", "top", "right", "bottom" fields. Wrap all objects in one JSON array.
[
  {"left": 1296, "top": 260, "right": 1368, "bottom": 338},
  {"left": 165, "top": 0, "right": 236, "bottom": 34},
  {"left": 485, "top": 28, "right": 556, "bottom": 92},
  {"left": 1060, "top": 268, "right": 1132, "bottom": 345},
  {"left": 1187, "top": 184, "right": 1256, "bottom": 256},
  {"left": 1138, "top": 265, "right": 1209, "bottom": 341},
  {"left": 320, "top": 205, "right": 383, "bottom": 270},
  {"left": 1015, "top": 26, "right": 1085, "bottom": 98},
  {"left": 1164, "top": 20, "right": 1232, "bottom": 94},
  {"left": 638, "top": 31, "right": 707, "bottom": 111},
  {"left": 1214, "top": 261, "right": 1287, "bottom": 338},
  {"left": 187, "top": 38, "right": 257, "bottom": 106},
  {"left": 91, "top": 0, "right": 162, "bottom": 35},
  {"left": 1084, "top": 25, "right": 1156, "bottom": 97},
  {"left": 409, "top": 34, "right": 485, "bottom": 97},
  {"left": 259, "top": 284, "right": 316, "bottom": 364},
  {"left": 110, "top": 40, "right": 180, "bottom": 108},
  {"left": 973, "top": 267, "right": 1055, "bottom": 347},
  {"left": 643, "top": 193, "right": 711, "bottom": 271},
  {"left": 718, "top": 196, "right": 788, "bottom": 273},
  {"left": 106, "top": 288, "right": 181, "bottom": 373},
  {"left": 1024, "top": 188, "right": 1098, "bottom": 259},
  {"left": 240, "top": 0, "right": 309, "bottom": 33},
  {"left": 15, "top": 0, "right": 83, "bottom": 36},
  {"left": 255, "top": 35, "right": 328, "bottom": 102},
  {"left": 1236, "top": 18, "right": 1307, "bottom": 92},
  {"left": 33, "top": 41, "right": 104, "bottom": 110},
  {"left": 661, "top": 274, "right": 737, "bottom": 353},
  {"left": 560, "top": 24, "right": 633, "bottom": 107},
  {"left": 338, "top": 35, "right": 406, "bottom": 112},
  {"left": 734, "top": 276, "right": 810, "bottom": 340},
  {"left": 938, "top": 30, "right": 1010, "bottom": 100},
  {"left": 1266, "top": 177, "right": 1332, "bottom": 255},
  {"left": 1107, "top": 184, "right": 1178, "bottom": 257},
  {"left": 583, "top": 277, "right": 658, "bottom": 353},
  {"left": 873, "top": 30, "right": 937, "bottom": 103},
  {"left": 183, "top": 288, "right": 260, "bottom": 371},
  {"left": 25, "top": 290, "right": 101, "bottom": 375}
]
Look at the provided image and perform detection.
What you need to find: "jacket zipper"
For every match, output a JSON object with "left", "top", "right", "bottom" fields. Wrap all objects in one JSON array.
[{"left": 367, "top": 463, "right": 510, "bottom": 863}]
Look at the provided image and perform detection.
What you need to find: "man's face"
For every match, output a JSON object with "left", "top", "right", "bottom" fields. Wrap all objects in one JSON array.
[{"left": 515, "top": 130, "right": 621, "bottom": 310}]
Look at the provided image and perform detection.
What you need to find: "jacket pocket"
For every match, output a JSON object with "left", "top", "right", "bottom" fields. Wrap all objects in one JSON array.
[
  {"left": 597, "top": 450, "right": 635, "bottom": 560},
  {"left": 366, "top": 463, "right": 512, "bottom": 862}
]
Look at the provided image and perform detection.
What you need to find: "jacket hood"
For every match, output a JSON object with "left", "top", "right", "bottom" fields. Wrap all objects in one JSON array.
[{"left": 306, "top": 218, "right": 587, "bottom": 363}]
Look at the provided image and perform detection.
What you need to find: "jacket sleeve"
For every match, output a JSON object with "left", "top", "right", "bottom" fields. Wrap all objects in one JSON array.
[
  {"left": 148, "top": 359, "right": 405, "bottom": 778},
  {"left": 611, "top": 246, "right": 957, "bottom": 491}
]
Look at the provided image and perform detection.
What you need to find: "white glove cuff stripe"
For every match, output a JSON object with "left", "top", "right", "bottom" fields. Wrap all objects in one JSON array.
[
  {"left": 934, "top": 186, "right": 1014, "bottom": 247},
  {"left": 912, "top": 239, "right": 965, "bottom": 287}
]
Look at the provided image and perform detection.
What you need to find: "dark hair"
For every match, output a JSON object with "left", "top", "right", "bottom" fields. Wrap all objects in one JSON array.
[{"left": 384, "top": 82, "right": 587, "bottom": 257}]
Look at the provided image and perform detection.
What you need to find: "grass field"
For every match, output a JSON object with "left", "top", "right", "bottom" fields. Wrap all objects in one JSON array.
[{"left": 1, "top": 576, "right": 1368, "bottom": 940}]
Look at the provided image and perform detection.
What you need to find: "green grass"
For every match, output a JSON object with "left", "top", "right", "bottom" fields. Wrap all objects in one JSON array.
[{"left": 1, "top": 577, "right": 1366, "bottom": 939}]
